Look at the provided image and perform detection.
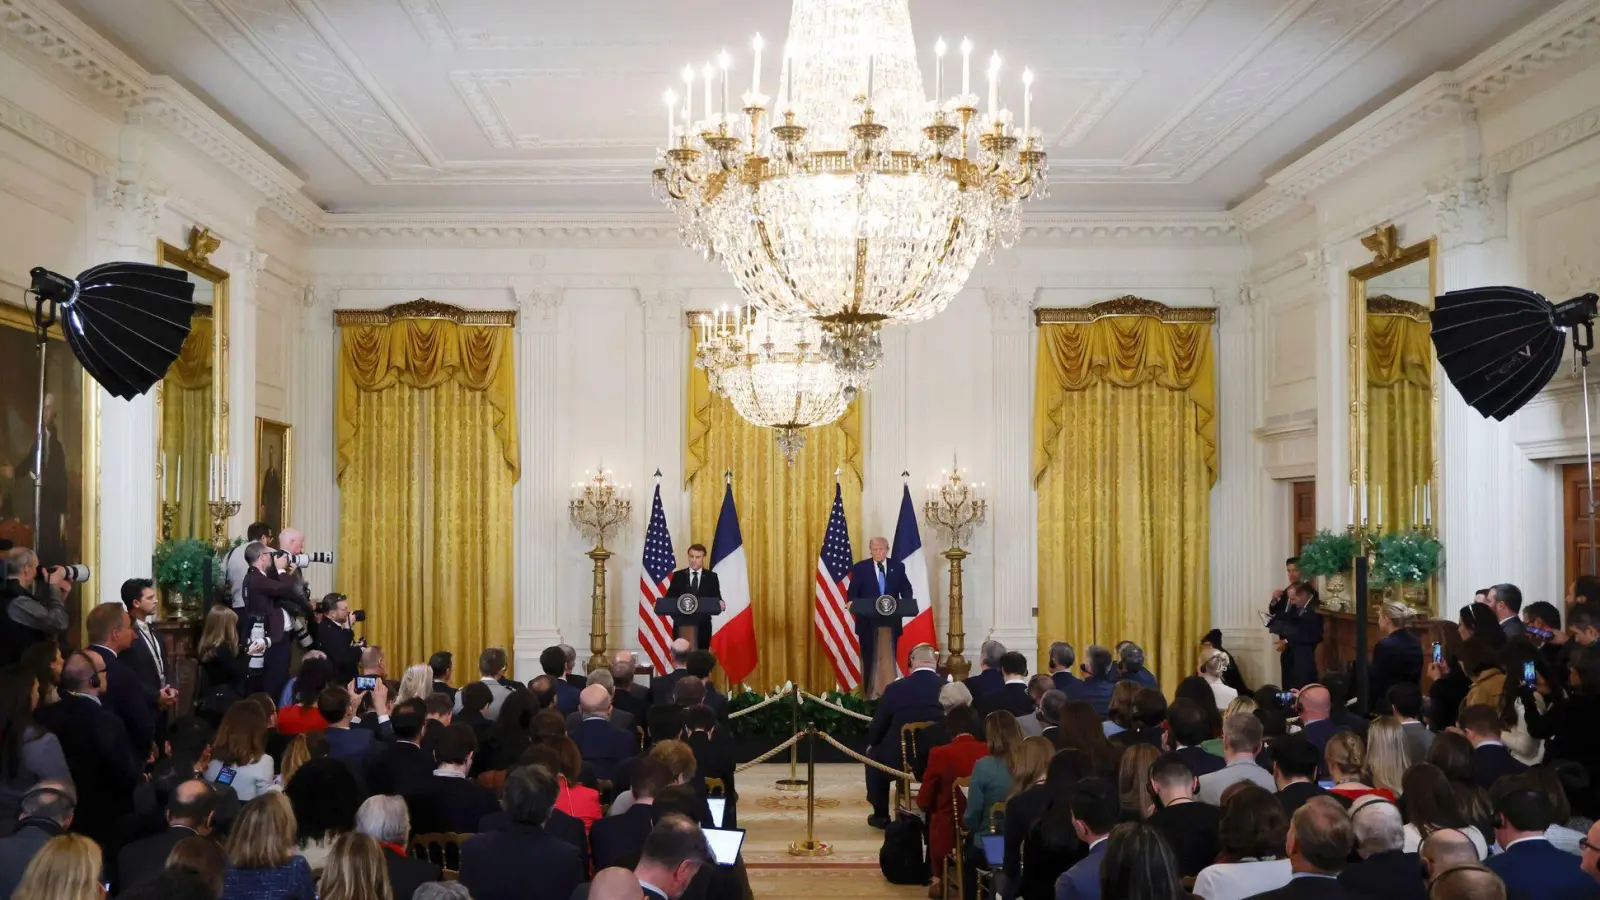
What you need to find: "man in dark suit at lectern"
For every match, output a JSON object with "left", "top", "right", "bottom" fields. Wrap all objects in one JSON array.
[
  {"left": 663, "top": 544, "right": 720, "bottom": 651},
  {"left": 848, "top": 536, "right": 915, "bottom": 696}
]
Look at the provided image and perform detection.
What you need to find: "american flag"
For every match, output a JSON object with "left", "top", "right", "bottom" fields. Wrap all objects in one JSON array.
[
  {"left": 637, "top": 481, "right": 676, "bottom": 674},
  {"left": 814, "top": 482, "right": 862, "bottom": 690}
]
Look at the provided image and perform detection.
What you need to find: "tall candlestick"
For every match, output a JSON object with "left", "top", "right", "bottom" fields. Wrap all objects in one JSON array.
[
  {"left": 663, "top": 89, "right": 677, "bottom": 146},
  {"left": 987, "top": 52, "right": 1000, "bottom": 119},
  {"left": 960, "top": 38, "right": 972, "bottom": 97},
  {"left": 682, "top": 66, "right": 694, "bottom": 124},
  {"left": 779, "top": 52, "right": 792, "bottom": 111},
  {"left": 751, "top": 34, "right": 764, "bottom": 95},
  {"left": 1375, "top": 485, "right": 1383, "bottom": 528},
  {"left": 1424, "top": 482, "right": 1432, "bottom": 525},
  {"left": 866, "top": 54, "right": 874, "bottom": 105},
  {"left": 718, "top": 51, "right": 730, "bottom": 117},
  {"left": 934, "top": 37, "right": 946, "bottom": 103},
  {"left": 1348, "top": 484, "right": 1355, "bottom": 527},
  {"left": 1361, "top": 484, "right": 1368, "bottom": 525},
  {"left": 175, "top": 454, "right": 182, "bottom": 505},
  {"left": 702, "top": 63, "right": 713, "bottom": 123},
  {"left": 1022, "top": 67, "right": 1034, "bottom": 135}
]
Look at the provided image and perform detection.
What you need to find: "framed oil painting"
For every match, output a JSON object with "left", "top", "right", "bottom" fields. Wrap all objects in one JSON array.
[{"left": 254, "top": 417, "right": 291, "bottom": 535}]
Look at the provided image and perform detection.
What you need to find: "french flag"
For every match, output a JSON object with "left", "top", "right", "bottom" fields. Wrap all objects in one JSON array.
[
  {"left": 893, "top": 481, "right": 937, "bottom": 672},
  {"left": 709, "top": 476, "right": 758, "bottom": 685}
]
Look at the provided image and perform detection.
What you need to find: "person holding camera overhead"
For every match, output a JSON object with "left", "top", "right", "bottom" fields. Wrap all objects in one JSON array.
[
  {"left": 240, "top": 541, "right": 310, "bottom": 701},
  {"left": 0, "top": 547, "right": 70, "bottom": 666}
]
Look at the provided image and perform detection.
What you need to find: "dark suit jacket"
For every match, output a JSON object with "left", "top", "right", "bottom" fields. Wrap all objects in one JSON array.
[
  {"left": 962, "top": 668, "right": 1003, "bottom": 703},
  {"left": 1246, "top": 874, "right": 1366, "bottom": 900},
  {"left": 912, "top": 722, "right": 949, "bottom": 780},
  {"left": 1338, "top": 850, "right": 1425, "bottom": 900},
  {"left": 90, "top": 643, "right": 157, "bottom": 758},
  {"left": 866, "top": 668, "right": 944, "bottom": 758},
  {"left": 1174, "top": 745, "right": 1225, "bottom": 776},
  {"left": 34, "top": 693, "right": 141, "bottom": 847},
  {"left": 1500, "top": 616, "right": 1527, "bottom": 639},
  {"left": 241, "top": 567, "right": 305, "bottom": 642},
  {"left": 459, "top": 823, "right": 585, "bottom": 900},
  {"left": 364, "top": 740, "right": 435, "bottom": 797},
  {"left": 0, "top": 822, "right": 60, "bottom": 900},
  {"left": 407, "top": 774, "right": 502, "bottom": 835},
  {"left": 115, "top": 825, "right": 200, "bottom": 893},
  {"left": 325, "top": 725, "right": 375, "bottom": 761},
  {"left": 1270, "top": 603, "right": 1324, "bottom": 689},
  {"left": 383, "top": 847, "right": 441, "bottom": 900},
  {"left": 1368, "top": 631, "right": 1422, "bottom": 714},
  {"left": 553, "top": 680, "right": 579, "bottom": 715},
  {"left": 847, "top": 557, "right": 915, "bottom": 642},
  {"left": 687, "top": 732, "right": 737, "bottom": 823},
  {"left": 1278, "top": 781, "right": 1346, "bottom": 818},
  {"left": 1471, "top": 743, "right": 1527, "bottom": 789},
  {"left": 590, "top": 803, "right": 659, "bottom": 870},
  {"left": 571, "top": 717, "right": 638, "bottom": 784},
  {"left": 976, "top": 682, "right": 1036, "bottom": 720},
  {"left": 664, "top": 568, "right": 722, "bottom": 649},
  {"left": 566, "top": 709, "right": 635, "bottom": 733},
  {"left": 121, "top": 624, "right": 166, "bottom": 705},
  {"left": 1054, "top": 838, "right": 1107, "bottom": 900},
  {"left": 1050, "top": 670, "right": 1080, "bottom": 696},
  {"left": 1074, "top": 674, "right": 1117, "bottom": 717},
  {"left": 316, "top": 619, "right": 359, "bottom": 683},
  {"left": 614, "top": 682, "right": 650, "bottom": 724},
  {"left": 564, "top": 673, "right": 586, "bottom": 691},
  {"left": 650, "top": 667, "right": 688, "bottom": 706},
  {"left": 478, "top": 809, "right": 589, "bottom": 874},
  {"left": 1484, "top": 838, "right": 1594, "bottom": 900},
  {"left": 431, "top": 680, "right": 457, "bottom": 700}
]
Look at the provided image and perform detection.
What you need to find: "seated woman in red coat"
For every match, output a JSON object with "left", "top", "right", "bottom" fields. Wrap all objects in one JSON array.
[{"left": 917, "top": 703, "right": 988, "bottom": 895}]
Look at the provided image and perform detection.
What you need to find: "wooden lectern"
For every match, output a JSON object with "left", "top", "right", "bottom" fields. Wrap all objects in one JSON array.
[
  {"left": 655, "top": 593, "right": 723, "bottom": 650},
  {"left": 851, "top": 594, "right": 916, "bottom": 699}
]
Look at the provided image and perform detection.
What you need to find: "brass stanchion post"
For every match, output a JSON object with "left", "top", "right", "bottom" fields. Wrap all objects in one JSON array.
[
  {"left": 788, "top": 723, "right": 832, "bottom": 857},
  {"left": 775, "top": 686, "right": 806, "bottom": 791}
]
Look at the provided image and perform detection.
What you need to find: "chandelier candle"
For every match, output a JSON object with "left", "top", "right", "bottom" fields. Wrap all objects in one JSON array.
[
  {"left": 934, "top": 37, "right": 946, "bottom": 103},
  {"left": 961, "top": 37, "right": 971, "bottom": 96},
  {"left": 752, "top": 33, "right": 764, "bottom": 94}
]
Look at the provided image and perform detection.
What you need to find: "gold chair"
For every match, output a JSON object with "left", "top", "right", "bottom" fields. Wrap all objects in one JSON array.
[
  {"left": 898, "top": 721, "right": 935, "bottom": 817},
  {"left": 945, "top": 776, "right": 971, "bottom": 900},
  {"left": 409, "top": 832, "right": 469, "bottom": 881},
  {"left": 704, "top": 776, "right": 727, "bottom": 796}
]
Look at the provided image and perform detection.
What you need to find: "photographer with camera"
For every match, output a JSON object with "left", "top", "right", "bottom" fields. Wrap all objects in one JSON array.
[
  {"left": 222, "top": 523, "right": 274, "bottom": 610},
  {"left": 240, "top": 541, "right": 309, "bottom": 700},
  {"left": 316, "top": 594, "right": 364, "bottom": 684},
  {"left": 0, "top": 547, "right": 74, "bottom": 667}
]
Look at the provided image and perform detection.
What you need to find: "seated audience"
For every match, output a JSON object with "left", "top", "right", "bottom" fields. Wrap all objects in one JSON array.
[
  {"left": 977, "top": 652, "right": 1036, "bottom": 719},
  {"left": 321, "top": 685, "right": 383, "bottom": 761},
  {"left": 682, "top": 706, "right": 734, "bottom": 825},
  {"left": 918, "top": 703, "right": 987, "bottom": 895},
  {"left": 541, "top": 647, "right": 580, "bottom": 714},
  {"left": 609, "top": 739, "right": 696, "bottom": 818},
  {"left": 409, "top": 723, "right": 500, "bottom": 834},
  {"left": 273, "top": 658, "right": 336, "bottom": 736},
  {"left": 864, "top": 643, "right": 943, "bottom": 824},
  {"left": 1101, "top": 821, "right": 1187, "bottom": 900},
  {"left": 453, "top": 649, "right": 514, "bottom": 721},
  {"left": 1200, "top": 647, "right": 1238, "bottom": 711},
  {"left": 395, "top": 665, "right": 432, "bottom": 706},
  {"left": 1165, "top": 698, "right": 1225, "bottom": 776},
  {"left": 1293, "top": 685, "right": 1350, "bottom": 762},
  {"left": 459, "top": 765, "right": 586, "bottom": 900},
  {"left": 117, "top": 778, "right": 216, "bottom": 892},
  {"left": 1194, "top": 784, "right": 1292, "bottom": 900},
  {"left": 165, "top": 835, "right": 228, "bottom": 899},
  {"left": 34, "top": 649, "right": 140, "bottom": 848},
  {"left": 569, "top": 669, "right": 635, "bottom": 732},
  {"left": 453, "top": 681, "right": 496, "bottom": 743},
  {"left": 278, "top": 732, "right": 327, "bottom": 786},
  {"left": 965, "top": 710, "right": 1024, "bottom": 834},
  {"left": 1110, "top": 688, "right": 1167, "bottom": 751},
  {"left": 1118, "top": 643, "right": 1159, "bottom": 689},
  {"left": 1244, "top": 797, "right": 1360, "bottom": 900},
  {"left": 364, "top": 699, "right": 433, "bottom": 797},
  {"left": 910, "top": 681, "right": 970, "bottom": 779},
  {"left": 205, "top": 700, "right": 276, "bottom": 800},
  {"left": 11, "top": 833, "right": 102, "bottom": 900},
  {"left": 355, "top": 796, "right": 441, "bottom": 900},
  {"left": 318, "top": 832, "right": 394, "bottom": 900},
  {"left": 1047, "top": 641, "right": 1079, "bottom": 696},
  {"left": 1017, "top": 674, "right": 1056, "bottom": 736},
  {"left": 1273, "top": 735, "right": 1338, "bottom": 817},
  {"left": 1456, "top": 704, "right": 1527, "bottom": 789},
  {"left": 0, "top": 665, "right": 70, "bottom": 831},
  {"left": 632, "top": 814, "right": 714, "bottom": 900},
  {"left": 1525, "top": 764, "right": 1587, "bottom": 854},
  {"left": 428, "top": 652, "right": 456, "bottom": 700},
  {"left": 222, "top": 793, "right": 316, "bottom": 900},
  {"left": 1199, "top": 713, "right": 1275, "bottom": 804},
  {"left": 1398, "top": 764, "right": 1488, "bottom": 859},
  {"left": 1417, "top": 829, "right": 1497, "bottom": 897},
  {"left": 1103, "top": 680, "right": 1141, "bottom": 738},
  {"left": 1364, "top": 716, "right": 1412, "bottom": 798},
  {"left": 1076, "top": 645, "right": 1118, "bottom": 717},
  {"left": 0, "top": 780, "right": 74, "bottom": 900},
  {"left": 647, "top": 676, "right": 706, "bottom": 746},
  {"left": 963, "top": 641, "right": 1007, "bottom": 703},
  {"left": 282, "top": 757, "right": 362, "bottom": 873},
  {"left": 649, "top": 640, "right": 692, "bottom": 707},
  {"left": 477, "top": 689, "right": 537, "bottom": 774},
  {"left": 1388, "top": 683, "right": 1434, "bottom": 761},
  {"left": 1147, "top": 752, "right": 1221, "bottom": 877},
  {"left": 990, "top": 736, "right": 1051, "bottom": 863},
  {"left": 526, "top": 735, "right": 603, "bottom": 830},
  {"left": 592, "top": 757, "right": 671, "bottom": 870},
  {"left": 1008, "top": 748, "right": 1087, "bottom": 900},
  {"left": 1052, "top": 778, "right": 1119, "bottom": 900},
  {"left": 1057, "top": 700, "right": 1119, "bottom": 777},
  {"left": 1339, "top": 796, "right": 1424, "bottom": 900},
  {"left": 573, "top": 684, "right": 639, "bottom": 785},
  {"left": 1118, "top": 743, "right": 1160, "bottom": 821},
  {"left": 1324, "top": 732, "right": 1392, "bottom": 803},
  {"left": 1484, "top": 777, "right": 1593, "bottom": 900}
]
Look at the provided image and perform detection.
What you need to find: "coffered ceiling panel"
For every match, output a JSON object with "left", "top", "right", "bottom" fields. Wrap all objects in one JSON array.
[{"left": 55, "top": 0, "right": 1557, "bottom": 211}]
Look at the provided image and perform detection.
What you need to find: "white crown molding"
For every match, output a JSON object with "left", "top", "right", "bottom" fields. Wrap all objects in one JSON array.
[
  {"left": 1488, "top": 102, "right": 1600, "bottom": 174},
  {"left": 0, "top": 0, "right": 145, "bottom": 106},
  {"left": 0, "top": 92, "right": 114, "bottom": 176},
  {"left": 1231, "top": 0, "right": 1600, "bottom": 233}
]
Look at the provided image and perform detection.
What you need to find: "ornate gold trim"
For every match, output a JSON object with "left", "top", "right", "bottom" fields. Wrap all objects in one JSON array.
[
  {"left": 254, "top": 417, "right": 292, "bottom": 531},
  {"left": 1366, "top": 294, "right": 1431, "bottom": 321},
  {"left": 1359, "top": 225, "right": 1403, "bottom": 266},
  {"left": 158, "top": 227, "right": 227, "bottom": 283},
  {"left": 334, "top": 299, "right": 517, "bottom": 327},
  {"left": 1034, "top": 296, "right": 1217, "bottom": 324},
  {"left": 155, "top": 227, "right": 229, "bottom": 538}
]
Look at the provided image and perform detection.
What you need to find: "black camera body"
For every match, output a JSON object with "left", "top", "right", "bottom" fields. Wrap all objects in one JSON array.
[{"left": 352, "top": 610, "right": 367, "bottom": 624}]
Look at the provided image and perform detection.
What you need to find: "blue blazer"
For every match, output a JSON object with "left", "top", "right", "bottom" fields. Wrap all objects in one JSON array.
[
  {"left": 964, "top": 668, "right": 1004, "bottom": 703},
  {"left": 866, "top": 668, "right": 944, "bottom": 756},
  {"left": 1054, "top": 838, "right": 1108, "bottom": 900},
  {"left": 570, "top": 717, "right": 637, "bottom": 784},
  {"left": 553, "top": 680, "right": 579, "bottom": 715},
  {"left": 1485, "top": 838, "right": 1595, "bottom": 900},
  {"left": 847, "top": 557, "right": 915, "bottom": 638}
]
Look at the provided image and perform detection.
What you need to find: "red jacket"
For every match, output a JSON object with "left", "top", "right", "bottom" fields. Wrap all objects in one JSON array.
[
  {"left": 276, "top": 704, "right": 329, "bottom": 735},
  {"left": 918, "top": 734, "right": 988, "bottom": 866}
]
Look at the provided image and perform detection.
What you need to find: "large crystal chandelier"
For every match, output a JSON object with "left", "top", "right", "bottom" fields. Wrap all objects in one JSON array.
[
  {"left": 655, "top": 0, "right": 1048, "bottom": 386},
  {"left": 696, "top": 307, "right": 855, "bottom": 462}
]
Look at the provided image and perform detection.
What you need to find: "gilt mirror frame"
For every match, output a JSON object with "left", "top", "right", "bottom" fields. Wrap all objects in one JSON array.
[
  {"left": 1348, "top": 224, "right": 1439, "bottom": 533},
  {"left": 153, "top": 226, "right": 230, "bottom": 540}
]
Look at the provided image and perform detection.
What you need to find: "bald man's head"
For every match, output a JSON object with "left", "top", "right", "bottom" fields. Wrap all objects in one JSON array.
[
  {"left": 169, "top": 778, "right": 217, "bottom": 829},
  {"left": 1428, "top": 865, "right": 1506, "bottom": 900},
  {"left": 589, "top": 868, "right": 642, "bottom": 900},
  {"left": 671, "top": 638, "right": 691, "bottom": 666},
  {"left": 19, "top": 780, "right": 74, "bottom": 826},
  {"left": 1298, "top": 685, "right": 1331, "bottom": 719},
  {"left": 61, "top": 650, "right": 102, "bottom": 695},
  {"left": 1421, "top": 828, "right": 1482, "bottom": 878},
  {"left": 278, "top": 528, "right": 304, "bottom": 554},
  {"left": 579, "top": 684, "right": 612, "bottom": 718}
]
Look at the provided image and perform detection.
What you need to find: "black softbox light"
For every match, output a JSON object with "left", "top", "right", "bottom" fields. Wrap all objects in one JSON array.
[
  {"left": 1430, "top": 286, "right": 1598, "bottom": 421},
  {"left": 29, "top": 262, "right": 197, "bottom": 399}
]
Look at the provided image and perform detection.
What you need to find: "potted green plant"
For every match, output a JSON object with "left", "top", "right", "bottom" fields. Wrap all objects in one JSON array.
[
  {"left": 1297, "top": 529, "right": 1361, "bottom": 610},
  {"left": 1370, "top": 529, "right": 1443, "bottom": 611},
  {"left": 152, "top": 538, "right": 224, "bottom": 620}
]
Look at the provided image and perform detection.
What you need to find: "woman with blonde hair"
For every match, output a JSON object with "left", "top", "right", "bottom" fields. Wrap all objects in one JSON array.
[
  {"left": 12, "top": 833, "right": 102, "bottom": 900},
  {"left": 1118, "top": 743, "right": 1161, "bottom": 821},
  {"left": 278, "top": 731, "right": 328, "bottom": 786},
  {"left": 964, "top": 711, "right": 1026, "bottom": 833},
  {"left": 198, "top": 607, "right": 248, "bottom": 718},
  {"left": 318, "top": 833, "right": 394, "bottom": 900},
  {"left": 1365, "top": 715, "right": 1412, "bottom": 797},
  {"left": 205, "top": 699, "right": 275, "bottom": 800},
  {"left": 394, "top": 665, "right": 433, "bottom": 706},
  {"left": 1324, "top": 731, "right": 1393, "bottom": 802},
  {"left": 1006, "top": 736, "right": 1055, "bottom": 801},
  {"left": 222, "top": 793, "right": 315, "bottom": 900}
]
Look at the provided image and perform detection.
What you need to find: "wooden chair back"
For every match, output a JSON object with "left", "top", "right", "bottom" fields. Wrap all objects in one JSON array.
[
  {"left": 988, "top": 800, "right": 1007, "bottom": 834},
  {"left": 945, "top": 776, "right": 971, "bottom": 900},
  {"left": 409, "top": 832, "right": 469, "bottom": 880},
  {"left": 704, "top": 776, "right": 727, "bottom": 796}
]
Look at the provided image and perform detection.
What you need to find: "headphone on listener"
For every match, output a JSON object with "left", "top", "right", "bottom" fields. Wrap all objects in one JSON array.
[{"left": 66, "top": 650, "right": 101, "bottom": 690}]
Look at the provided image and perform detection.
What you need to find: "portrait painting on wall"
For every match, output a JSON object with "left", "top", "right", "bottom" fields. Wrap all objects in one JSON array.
[
  {"left": 0, "top": 302, "right": 89, "bottom": 571},
  {"left": 255, "top": 417, "right": 290, "bottom": 535}
]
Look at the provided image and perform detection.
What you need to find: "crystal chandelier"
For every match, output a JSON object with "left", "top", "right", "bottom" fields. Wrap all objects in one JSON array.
[
  {"left": 695, "top": 307, "right": 856, "bottom": 462},
  {"left": 654, "top": 0, "right": 1048, "bottom": 387}
]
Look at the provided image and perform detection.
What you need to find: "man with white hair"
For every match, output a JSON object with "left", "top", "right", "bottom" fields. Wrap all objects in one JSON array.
[
  {"left": 611, "top": 650, "right": 650, "bottom": 724},
  {"left": 356, "top": 794, "right": 440, "bottom": 900},
  {"left": 571, "top": 684, "right": 638, "bottom": 785},
  {"left": 1338, "top": 796, "right": 1423, "bottom": 900},
  {"left": 963, "top": 639, "right": 1007, "bottom": 702},
  {"left": 566, "top": 669, "right": 635, "bottom": 732},
  {"left": 863, "top": 642, "right": 942, "bottom": 828}
]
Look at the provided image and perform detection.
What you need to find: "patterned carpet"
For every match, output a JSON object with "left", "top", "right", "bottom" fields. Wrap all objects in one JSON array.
[{"left": 739, "top": 763, "right": 925, "bottom": 899}]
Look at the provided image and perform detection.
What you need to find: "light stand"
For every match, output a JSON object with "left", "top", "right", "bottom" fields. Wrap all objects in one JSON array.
[
  {"left": 1565, "top": 305, "right": 1599, "bottom": 574},
  {"left": 27, "top": 294, "right": 51, "bottom": 555}
]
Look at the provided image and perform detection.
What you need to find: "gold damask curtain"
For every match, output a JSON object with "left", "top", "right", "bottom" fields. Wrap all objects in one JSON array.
[
  {"left": 337, "top": 316, "right": 517, "bottom": 680},
  {"left": 162, "top": 316, "right": 212, "bottom": 538},
  {"left": 1366, "top": 312, "right": 1433, "bottom": 529},
  {"left": 686, "top": 334, "right": 863, "bottom": 692},
  {"left": 1033, "top": 314, "right": 1216, "bottom": 696}
]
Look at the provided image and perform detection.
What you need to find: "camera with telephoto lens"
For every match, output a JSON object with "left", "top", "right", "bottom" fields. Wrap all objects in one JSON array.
[
  {"left": 44, "top": 564, "right": 90, "bottom": 583},
  {"left": 352, "top": 610, "right": 366, "bottom": 624},
  {"left": 278, "top": 551, "right": 333, "bottom": 567}
]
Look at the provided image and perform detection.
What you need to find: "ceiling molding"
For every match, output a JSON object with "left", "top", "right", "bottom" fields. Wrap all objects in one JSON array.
[
  {"left": 1488, "top": 102, "right": 1600, "bottom": 173},
  {"left": 1231, "top": 0, "right": 1600, "bottom": 233},
  {"left": 0, "top": 92, "right": 114, "bottom": 176},
  {"left": 0, "top": 0, "right": 146, "bottom": 106}
]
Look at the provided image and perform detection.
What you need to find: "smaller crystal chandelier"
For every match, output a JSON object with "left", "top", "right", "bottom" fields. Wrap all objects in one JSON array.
[{"left": 695, "top": 307, "right": 858, "bottom": 462}]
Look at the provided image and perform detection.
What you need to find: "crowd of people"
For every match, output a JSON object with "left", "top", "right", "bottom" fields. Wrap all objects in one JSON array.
[
  {"left": 864, "top": 573, "right": 1600, "bottom": 900},
  {"left": 0, "top": 528, "right": 750, "bottom": 900}
]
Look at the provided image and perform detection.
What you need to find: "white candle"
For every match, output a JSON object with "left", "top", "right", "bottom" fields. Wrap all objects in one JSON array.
[
  {"left": 1424, "top": 483, "right": 1432, "bottom": 525},
  {"left": 1360, "top": 484, "right": 1368, "bottom": 525},
  {"left": 664, "top": 89, "right": 677, "bottom": 146},
  {"left": 866, "top": 54, "right": 874, "bottom": 105},
  {"left": 751, "top": 34, "right": 764, "bottom": 95},
  {"left": 934, "top": 37, "right": 946, "bottom": 103},
  {"left": 718, "top": 51, "right": 730, "bottom": 117},
  {"left": 1022, "top": 67, "right": 1034, "bottom": 135},
  {"left": 702, "top": 63, "right": 714, "bottom": 124},
  {"left": 1348, "top": 484, "right": 1355, "bottom": 527},
  {"left": 175, "top": 454, "right": 182, "bottom": 504},
  {"left": 779, "top": 52, "right": 792, "bottom": 112},
  {"left": 162, "top": 452, "right": 169, "bottom": 499},
  {"left": 987, "top": 52, "right": 1001, "bottom": 119},
  {"left": 682, "top": 66, "right": 695, "bottom": 124},
  {"left": 961, "top": 38, "right": 972, "bottom": 97},
  {"left": 1376, "top": 485, "right": 1383, "bottom": 528}
]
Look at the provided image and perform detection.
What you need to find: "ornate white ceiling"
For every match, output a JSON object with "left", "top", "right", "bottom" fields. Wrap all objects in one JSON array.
[{"left": 53, "top": 0, "right": 1556, "bottom": 212}]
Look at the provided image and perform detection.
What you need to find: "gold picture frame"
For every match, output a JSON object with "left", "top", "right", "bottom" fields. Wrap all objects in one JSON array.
[
  {"left": 0, "top": 301, "right": 100, "bottom": 647},
  {"left": 254, "top": 417, "right": 291, "bottom": 534}
]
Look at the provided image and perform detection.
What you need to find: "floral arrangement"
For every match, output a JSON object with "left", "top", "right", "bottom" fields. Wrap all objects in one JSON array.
[
  {"left": 1370, "top": 529, "right": 1443, "bottom": 586},
  {"left": 1296, "top": 529, "right": 1360, "bottom": 578},
  {"left": 725, "top": 685, "right": 875, "bottom": 738},
  {"left": 153, "top": 538, "right": 223, "bottom": 599}
]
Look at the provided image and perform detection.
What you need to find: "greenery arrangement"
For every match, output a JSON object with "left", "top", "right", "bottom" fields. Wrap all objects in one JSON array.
[
  {"left": 152, "top": 538, "right": 224, "bottom": 598},
  {"left": 1370, "top": 529, "right": 1443, "bottom": 586},
  {"left": 1296, "top": 529, "right": 1361, "bottom": 577},
  {"left": 725, "top": 688, "right": 875, "bottom": 738}
]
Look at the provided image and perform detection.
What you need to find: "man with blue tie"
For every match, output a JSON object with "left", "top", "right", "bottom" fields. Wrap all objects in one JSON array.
[{"left": 848, "top": 536, "right": 915, "bottom": 698}]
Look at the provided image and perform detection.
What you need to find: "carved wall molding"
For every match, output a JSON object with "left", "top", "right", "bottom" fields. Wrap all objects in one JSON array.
[
  {"left": 1034, "top": 296, "right": 1218, "bottom": 324},
  {"left": 0, "top": 0, "right": 145, "bottom": 106},
  {"left": 333, "top": 298, "right": 516, "bottom": 327},
  {"left": 1426, "top": 174, "right": 1508, "bottom": 244},
  {"left": 1488, "top": 103, "right": 1600, "bottom": 174},
  {"left": 0, "top": 93, "right": 114, "bottom": 176}
]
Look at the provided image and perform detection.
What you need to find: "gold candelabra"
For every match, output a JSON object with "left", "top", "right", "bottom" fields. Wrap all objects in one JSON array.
[
  {"left": 208, "top": 499, "right": 240, "bottom": 553},
  {"left": 569, "top": 466, "right": 632, "bottom": 671},
  {"left": 922, "top": 459, "right": 986, "bottom": 682},
  {"left": 160, "top": 501, "right": 178, "bottom": 543}
]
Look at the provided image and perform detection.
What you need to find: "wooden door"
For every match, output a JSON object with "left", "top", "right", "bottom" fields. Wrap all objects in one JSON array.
[
  {"left": 1564, "top": 463, "right": 1600, "bottom": 584},
  {"left": 1292, "top": 481, "right": 1316, "bottom": 556}
]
